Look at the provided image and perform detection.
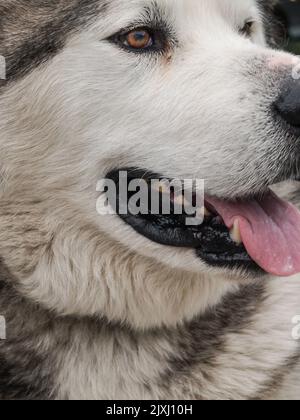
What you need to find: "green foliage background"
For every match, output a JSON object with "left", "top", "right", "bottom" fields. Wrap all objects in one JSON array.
[{"left": 288, "top": 41, "right": 300, "bottom": 54}]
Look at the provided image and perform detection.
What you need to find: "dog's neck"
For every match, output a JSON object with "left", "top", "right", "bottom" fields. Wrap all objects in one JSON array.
[
  {"left": 0, "top": 199, "right": 299, "bottom": 400},
  {"left": 0, "top": 196, "right": 236, "bottom": 330},
  {"left": 1, "top": 260, "right": 298, "bottom": 400}
]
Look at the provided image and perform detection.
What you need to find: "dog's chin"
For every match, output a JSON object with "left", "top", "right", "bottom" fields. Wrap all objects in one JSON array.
[{"left": 106, "top": 169, "right": 267, "bottom": 278}]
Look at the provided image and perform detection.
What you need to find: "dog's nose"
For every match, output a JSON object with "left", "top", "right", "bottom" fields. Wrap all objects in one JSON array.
[{"left": 274, "top": 78, "right": 300, "bottom": 129}]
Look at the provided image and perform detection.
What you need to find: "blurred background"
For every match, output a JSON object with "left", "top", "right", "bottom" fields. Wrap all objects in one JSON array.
[{"left": 278, "top": 0, "right": 300, "bottom": 53}]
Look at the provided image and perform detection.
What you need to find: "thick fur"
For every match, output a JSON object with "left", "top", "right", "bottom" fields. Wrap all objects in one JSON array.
[{"left": 0, "top": 0, "right": 299, "bottom": 400}]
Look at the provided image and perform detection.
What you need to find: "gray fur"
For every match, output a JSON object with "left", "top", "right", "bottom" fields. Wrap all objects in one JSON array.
[
  {"left": 0, "top": 0, "right": 107, "bottom": 84},
  {"left": 0, "top": 262, "right": 54, "bottom": 400}
]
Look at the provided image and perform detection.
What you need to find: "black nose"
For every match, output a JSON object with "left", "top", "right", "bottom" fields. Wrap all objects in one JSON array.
[{"left": 274, "top": 78, "right": 300, "bottom": 129}]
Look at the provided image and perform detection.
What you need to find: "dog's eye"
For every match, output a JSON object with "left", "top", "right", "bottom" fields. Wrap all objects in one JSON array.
[
  {"left": 122, "top": 29, "right": 153, "bottom": 50},
  {"left": 112, "top": 27, "right": 165, "bottom": 53},
  {"left": 240, "top": 21, "right": 255, "bottom": 38}
]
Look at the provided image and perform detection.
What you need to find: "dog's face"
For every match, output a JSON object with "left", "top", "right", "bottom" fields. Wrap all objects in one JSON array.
[{"left": 1, "top": 0, "right": 300, "bottom": 326}]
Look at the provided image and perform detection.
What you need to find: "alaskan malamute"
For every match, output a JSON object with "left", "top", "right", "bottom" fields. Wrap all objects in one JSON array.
[{"left": 0, "top": 0, "right": 299, "bottom": 400}]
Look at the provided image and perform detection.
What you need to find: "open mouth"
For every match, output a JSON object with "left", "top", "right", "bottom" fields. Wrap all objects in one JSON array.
[{"left": 106, "top": 169, "right": 300, "bottom": 277}]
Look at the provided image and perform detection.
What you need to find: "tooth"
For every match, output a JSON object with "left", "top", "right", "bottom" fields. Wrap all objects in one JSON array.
[
  {"left": 230, "top": 220, "right": 242, "bottom": 245},
  {"left": 199, "top": 206, "right": 212, "bottom": 217},
  {"left": 204, "top": 207, "right": 212, "bottom": 217}
]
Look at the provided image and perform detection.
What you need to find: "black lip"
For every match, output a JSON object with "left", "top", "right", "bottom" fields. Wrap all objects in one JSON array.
[{"left": 106, "top": 168, "right": 263, "bottom": 274}]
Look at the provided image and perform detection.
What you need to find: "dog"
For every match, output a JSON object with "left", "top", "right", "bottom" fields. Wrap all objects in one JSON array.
[{"left": 0, "top": 0, "right": 300, "bottom": 400}]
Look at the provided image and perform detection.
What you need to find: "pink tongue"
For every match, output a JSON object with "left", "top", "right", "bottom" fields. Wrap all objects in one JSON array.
[{"left": 206, "top": 190, "right": 300, "bottom": 276}]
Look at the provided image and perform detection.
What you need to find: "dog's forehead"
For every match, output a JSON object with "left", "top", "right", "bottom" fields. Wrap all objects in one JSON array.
[
  {"left": 111, "top": 0, "right": 261, "bottom": 19},
  {"left": 0, "top": 0, "right": 276, "bottom": 85}
]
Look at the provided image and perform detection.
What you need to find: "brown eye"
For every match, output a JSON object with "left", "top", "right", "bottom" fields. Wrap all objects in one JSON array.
[
  {"left": 124, "top": 29, "right": 153, "bottom": 50},
  {"left": 111, "top": 26, "right": 166, "bottom": 54}
]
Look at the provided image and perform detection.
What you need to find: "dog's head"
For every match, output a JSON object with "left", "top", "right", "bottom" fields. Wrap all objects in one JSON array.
[{"left": 1, "top": 0, "right": 300, "bottom": 328}]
